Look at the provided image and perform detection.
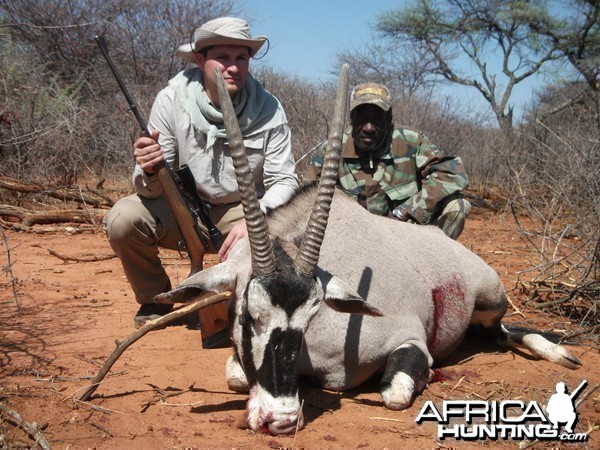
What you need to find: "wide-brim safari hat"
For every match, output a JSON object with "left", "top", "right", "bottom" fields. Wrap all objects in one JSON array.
[{"left": 176, "top": 17, "right": 267, "bottom": 63}]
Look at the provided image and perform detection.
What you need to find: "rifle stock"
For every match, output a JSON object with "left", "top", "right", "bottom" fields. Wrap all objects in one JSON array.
[
  {"left": 156, "top": 162, "right": 230, "bottom": 348},
  {"left": 154, "top": 161, "right": 205, "bottom": 275}
]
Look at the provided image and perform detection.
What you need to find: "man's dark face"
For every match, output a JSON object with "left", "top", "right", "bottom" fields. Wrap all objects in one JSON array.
[{"left": 351, "top": 104, "right": 391, "bottom": 153}]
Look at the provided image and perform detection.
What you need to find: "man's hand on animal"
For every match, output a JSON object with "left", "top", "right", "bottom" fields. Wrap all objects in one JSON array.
[
  {"left": 392, "top": 207, "right": 413, "bottom": 222},
  {"left": 218, "top": 219, "right": 248, "bottom": 260}
]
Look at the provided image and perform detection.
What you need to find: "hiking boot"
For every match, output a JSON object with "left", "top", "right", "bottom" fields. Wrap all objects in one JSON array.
[{"left": 134, "top": 303, "right": 173, "bottom": 329}]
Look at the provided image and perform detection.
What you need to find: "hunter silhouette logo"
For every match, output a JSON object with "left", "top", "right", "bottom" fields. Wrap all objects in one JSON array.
[
  {"left": 546, "top": 380, "right": 587, "bottom": 434},
  {"left": 416, "top": 379, "right": 589, "bottom": 442}
]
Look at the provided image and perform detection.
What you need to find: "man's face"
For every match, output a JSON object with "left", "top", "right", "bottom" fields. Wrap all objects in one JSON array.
[
  {"left": 195, "top": 45, "right": 251, "bottom": 105},
  {"left": 351, "top": 104, "right": 390, "bottom": 153}
]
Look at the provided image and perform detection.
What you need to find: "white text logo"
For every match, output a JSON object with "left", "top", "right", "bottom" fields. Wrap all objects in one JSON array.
[{"left": 416, "top": 380, "right": 588, "bottom": 442}]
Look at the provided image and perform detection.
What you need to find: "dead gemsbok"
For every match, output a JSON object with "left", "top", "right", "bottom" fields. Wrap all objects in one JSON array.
[{"left": 155, "top": 65, "right": 581, "bottom": 435}]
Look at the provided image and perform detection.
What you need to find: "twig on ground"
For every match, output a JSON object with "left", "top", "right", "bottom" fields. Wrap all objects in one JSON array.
[
  {"left": 48, "top": 248, "right": 117, "bottom": 263},
  {"left": 449, "top": 376, "right": 466, "bottom": 394},
  {"left": 1, "top": 225, "right": 21, "bottom": 310},
  {"left": 369, "top": 416, "right": 405, "bottom": 423},
  {"left": 90, "top": 420, "right": 114, "bottom": 437},
  {"left": 140, "top": 384, "right": 196, "bottom": 412},
  {"left": 0, "top": 402, "right": 52, "bottom": 450},
  {"left": 506, "top": 294, "right": 525, "bottom": 318},
  {"left": 560, "top": 325, "right": 600, "bottom": 343},
  {"left": 75, "top": 399, "right": 123, "bottom": 415}
]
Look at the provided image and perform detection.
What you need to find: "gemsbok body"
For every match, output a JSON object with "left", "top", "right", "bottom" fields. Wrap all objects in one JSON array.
[{"left": 155, "top": 65, "right": 581, "bottom": 435}]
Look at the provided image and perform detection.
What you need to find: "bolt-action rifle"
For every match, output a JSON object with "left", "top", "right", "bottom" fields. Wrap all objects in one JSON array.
[{"left": 95, "top": 36, "right": 229, "bottom": 347}]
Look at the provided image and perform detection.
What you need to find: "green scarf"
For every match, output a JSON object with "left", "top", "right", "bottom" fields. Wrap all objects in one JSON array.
[{"left": 168, "top": 68, "right": 287, "bottom": 152}]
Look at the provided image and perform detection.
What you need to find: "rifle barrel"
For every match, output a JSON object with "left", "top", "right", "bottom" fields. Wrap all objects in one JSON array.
[
  {"left": 94, "top": 35, "right": 148, "bottom": 134},
  {"left": 569, "top": 379, "right": 588, "bottom": 400}
]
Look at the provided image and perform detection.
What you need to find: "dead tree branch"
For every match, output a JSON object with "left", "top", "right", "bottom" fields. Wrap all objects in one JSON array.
[
  {"left": 0, "top": 402, "right": 52, "bottom": 450},
  {"left": 0, "top": 204, "right": 106, "bottom": 229},
  {"left": 0, "top": 176, "right": 114, "bottom": 207},
  {"left": 510, "top": 202, "right": 599, "bottom": 327},
  {"left": 48, "top": 248, "right": 116, "bottom": 263},
  {"left": 76, "top": 292, "right": 231, "bottom": 402}
]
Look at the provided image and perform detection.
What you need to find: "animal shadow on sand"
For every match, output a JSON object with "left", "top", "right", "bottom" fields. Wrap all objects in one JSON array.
[{"left": 294, "top": 330, "right": 545, "bottom": 425}]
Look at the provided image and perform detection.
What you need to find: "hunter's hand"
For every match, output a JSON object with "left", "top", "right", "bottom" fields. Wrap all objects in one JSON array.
[
  {"left": 134, "top": 129, "right": 164, "bottom": 174},
  {"left": 392, "top": 207, "right": 412, "bottom": 222},
  {"left": 218, "top": 220, "right": 248, "bottom": 261}
]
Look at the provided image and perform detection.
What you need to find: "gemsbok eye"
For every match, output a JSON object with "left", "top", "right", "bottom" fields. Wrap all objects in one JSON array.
[{"left": 240, "top": 311, "right": 254, "bottom": 326}]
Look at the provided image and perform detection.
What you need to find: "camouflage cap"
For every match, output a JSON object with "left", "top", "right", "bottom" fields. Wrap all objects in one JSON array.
[{"left": 350, "top": 83, "right": 392, "bottom": 112}]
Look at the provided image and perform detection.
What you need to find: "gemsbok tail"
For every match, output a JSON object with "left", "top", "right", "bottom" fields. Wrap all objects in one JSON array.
[{"left": 499, "top": 324, "right": 582, "bottom": 370}]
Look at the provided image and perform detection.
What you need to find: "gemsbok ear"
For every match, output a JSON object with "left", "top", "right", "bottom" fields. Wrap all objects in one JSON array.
[
  {"left": 317, "top": 270, "right": 384, "bottom": 317},
  {"left": 154, "top": 263, "right": 238, "bottom": 303}
]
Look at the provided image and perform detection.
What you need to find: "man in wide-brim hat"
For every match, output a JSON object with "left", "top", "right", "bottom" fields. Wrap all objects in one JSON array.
[
  {"left": 177, "top": 17, "right": 267, "bottom": 60},
  {"left": 176, "top": 17, "right": 268, "bottom": 101},
  {"left": 105, "top": 17, "right": 299, "bottom": 328}
]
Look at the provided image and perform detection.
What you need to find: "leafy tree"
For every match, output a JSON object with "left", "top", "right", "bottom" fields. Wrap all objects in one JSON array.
[
  {"left": 375, "top": 0, "right": 585, "bottom": 131},
  {"left": 541, "top": 0, "right": 599, "bottom": 91},
  {"left": 336, "top": 40, "right": 438, "bottom": 101},
  {"left": 529, "top": 0, "right": 599, "bottom": 121}
]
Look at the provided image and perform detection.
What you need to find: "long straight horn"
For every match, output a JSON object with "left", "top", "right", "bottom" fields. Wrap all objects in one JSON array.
[
  {"left": 215, "top": 70, "right": 276, "bottom": 277},
  {"left": 295, "top": 64, "right": 349, "bottom": 277}
]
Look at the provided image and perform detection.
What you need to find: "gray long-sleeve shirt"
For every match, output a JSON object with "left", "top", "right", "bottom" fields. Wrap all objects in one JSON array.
[{"left": 133, "top": 86, "right": 299, "bottom": 212}]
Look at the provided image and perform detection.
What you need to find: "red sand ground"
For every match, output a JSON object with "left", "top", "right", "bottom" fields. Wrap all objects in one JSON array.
[{"left": 1, "top": 208, "right": 598, "bottom": 449}]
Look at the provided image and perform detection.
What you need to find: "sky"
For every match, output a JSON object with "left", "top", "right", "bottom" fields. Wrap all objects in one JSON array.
[
  {"left": 244, "top": 0, "right": 393, "bottom": 82},
  {"left": 241, "top": 0, "right": 553, "bottom": 124}
]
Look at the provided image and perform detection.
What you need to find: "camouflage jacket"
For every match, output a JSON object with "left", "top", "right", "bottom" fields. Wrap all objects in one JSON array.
[{"left": 302, "top": 126, "right": 469, "bottom": 224}]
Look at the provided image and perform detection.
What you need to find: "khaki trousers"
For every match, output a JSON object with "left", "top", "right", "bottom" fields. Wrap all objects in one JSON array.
[{"left": 104, "top": 194, "right": 243, "bottom": 304}]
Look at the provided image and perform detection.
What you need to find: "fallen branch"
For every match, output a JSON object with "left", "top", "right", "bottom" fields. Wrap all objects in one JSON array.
[
  {"left": 76, "top": 291, "right": 231, "bottom": 402},
  {"left": 369, "top": 416, "right": 405, "bottom": 423},
  {"left": 531, "top": 280, "right": 599, "bottom": 309},
  {"left": 48, "top": 248, "right": 117, "bottom": 263},
  {"left": 0, "top": 176, "right": 114, "bottom": 207},
  {"left": 560, "top": 325, "right": 600, "bottom": 343},
  {"left": 506, "top": 294, "right": 525, "bottom": 318},
  {"left": 0, "top": 402, "right": 52, "bottom": 450},
  {"left": 0, "top": 218, "right": 97, "bottom": 234},
  {"left": 0, "top": 204, "right": 107, "bottom": 228}
]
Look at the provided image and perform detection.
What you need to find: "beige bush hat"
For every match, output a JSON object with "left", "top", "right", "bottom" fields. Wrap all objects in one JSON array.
[
  {"left": 350, "top": 83, "right": 392, "bottom": 112},
  {"left": 176, "top": 17, "right": 267, "bottom": 63}
]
